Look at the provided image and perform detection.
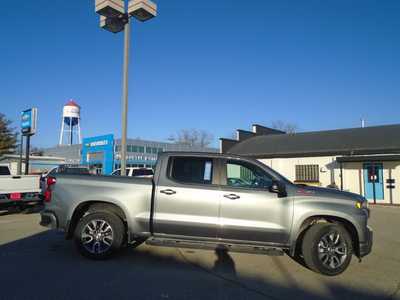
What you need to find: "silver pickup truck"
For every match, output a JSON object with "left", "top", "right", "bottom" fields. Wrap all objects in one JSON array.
[{"left": 40, "top": 152, "right": 372, "bottom": 276}]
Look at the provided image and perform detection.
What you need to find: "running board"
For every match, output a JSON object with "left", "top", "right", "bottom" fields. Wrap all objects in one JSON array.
[{"left": 145, "top": 238, "right": 285, "bottom": 256}]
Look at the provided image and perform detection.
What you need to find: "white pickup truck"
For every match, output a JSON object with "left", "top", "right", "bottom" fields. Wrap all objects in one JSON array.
[{"left": 0, "top": 164, "right": 42, "bottom": 210}]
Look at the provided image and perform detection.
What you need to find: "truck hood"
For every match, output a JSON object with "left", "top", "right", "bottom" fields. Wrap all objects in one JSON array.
[{"left": 294, "top": 184, "right": 365, "bottom": 202}]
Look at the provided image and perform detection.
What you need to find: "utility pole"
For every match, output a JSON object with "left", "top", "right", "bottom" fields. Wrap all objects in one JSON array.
[
  {"left": 120, "top": 17, "right": 130, "bottom": 176},
  {"left": 25, "top": 135, "right": 30, "bottom": 175}
]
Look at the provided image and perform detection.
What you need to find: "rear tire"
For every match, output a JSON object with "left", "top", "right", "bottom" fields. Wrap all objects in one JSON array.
[
  {"left": 74, "top": 211, "right": 125, "bottom": 260},
  {"left": 302, "top": 223, "right": 353, "bottom": 276}
]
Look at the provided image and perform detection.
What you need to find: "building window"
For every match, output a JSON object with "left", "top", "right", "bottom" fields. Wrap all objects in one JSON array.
[
  {"left": 127, "top": 145, "right": 132, "bottom": 152},
  {"left": 146, "top": 147, "right": 152, "bottom": 154},
  {"left": 132, "top": 145, "right": 138, "bottom": 153},
  {"left": 295, "top": 165, "right": 319, "bottom": 182},
  {"left": 151, "top": 147, "right": 158, "bottom": 154},
  {"left": 138, "top": 146, "right": 144, "bottom": 153},
  {"left": 158, "top": 148, "right": 163, "bottom": 153}
]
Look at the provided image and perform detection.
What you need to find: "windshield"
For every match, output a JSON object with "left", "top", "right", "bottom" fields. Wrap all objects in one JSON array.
[{"left": 247, "top": 159, "right": 292, "bottom": 185}]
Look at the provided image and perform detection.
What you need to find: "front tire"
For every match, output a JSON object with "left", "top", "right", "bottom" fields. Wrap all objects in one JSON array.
[
  {"left": 74, "top": 211, "right": 125, "bottom": 260},
  {"left": 302, "top": 223, "right": 353, "bottom": 276}
]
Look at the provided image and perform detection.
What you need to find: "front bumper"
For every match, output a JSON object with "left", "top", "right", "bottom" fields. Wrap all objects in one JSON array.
[
  {"left": 359, "top": 226, "right": 373, "bottom": 257},
  {"left": 40, "top": 210, "right": 58, "bottom": 229}
]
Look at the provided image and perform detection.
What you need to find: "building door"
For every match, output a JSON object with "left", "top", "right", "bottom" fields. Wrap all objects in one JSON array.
[
  {"left": 92, "top": 163, "right": 103, "bottom": 175},
  {"left": 363, "top": 163, "right": 384, "bottom": 202}
]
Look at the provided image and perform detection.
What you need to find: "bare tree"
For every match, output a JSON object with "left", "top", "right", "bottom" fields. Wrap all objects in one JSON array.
[
  {"left": 271, "top": 120, "right": 298, "bottom": 134},
  {"left": 229, "top": 130, "right": 237, "bottom": 140},
  {"left": 168, "top": 129, "right": 214, "bottom": 148},
  {"left": 198, "top": 130, "right": 214, "bottom": 148}
]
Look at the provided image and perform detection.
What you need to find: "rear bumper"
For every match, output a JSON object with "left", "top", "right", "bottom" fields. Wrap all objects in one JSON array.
[
  {"left": 40, "top": 210, "right": 58, "bottom": 229},
  {"left": 359, "top": 226, "right": 373, "bottom": 257},
  {"left": 0, "top": 193, "right": 42, "bottom": 206}
]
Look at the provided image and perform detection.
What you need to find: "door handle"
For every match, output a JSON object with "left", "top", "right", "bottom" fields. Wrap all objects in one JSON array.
[
  {"left": 160, "top": 189, "right": 176, "bottom": 195},
  {"left": 223, "top": 193, "right": 240, "bottom": 200}
]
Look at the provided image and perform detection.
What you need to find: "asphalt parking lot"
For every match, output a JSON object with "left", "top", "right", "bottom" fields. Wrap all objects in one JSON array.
[{"left": 0, "top": 206, "right": 399, "bottom": 300}]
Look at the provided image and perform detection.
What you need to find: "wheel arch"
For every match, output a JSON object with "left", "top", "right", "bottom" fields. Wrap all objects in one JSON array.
[
  {"left": 291, "top": 215, "right": 360, "bottom": 257},
  {"left": 66, "top": 201, "right": 128, "bottom": 240}
]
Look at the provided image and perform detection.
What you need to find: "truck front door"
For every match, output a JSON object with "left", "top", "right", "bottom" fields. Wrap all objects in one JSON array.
[
  {"left": 218, "top": 159, "right": 293, "bottom": 245},
  {"left": 153, "top": 156, "right": 220, "bottom": 240}
]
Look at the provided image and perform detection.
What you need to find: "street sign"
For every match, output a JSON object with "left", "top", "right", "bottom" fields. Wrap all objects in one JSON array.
[
  {"left": 21, "top": 108, "right": 37, "bottom": 136},
  {"left": 386, "top": 178, "right": 395, "bottom": 189}
]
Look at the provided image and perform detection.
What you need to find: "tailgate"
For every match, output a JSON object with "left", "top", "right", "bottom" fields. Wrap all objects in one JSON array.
[{"left": 0, "top": 175, "right": 41, "bottom": 194}]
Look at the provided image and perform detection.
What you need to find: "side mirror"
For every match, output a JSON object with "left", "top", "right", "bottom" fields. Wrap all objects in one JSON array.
[{"left": 269, "top": 181, "right": 287, "bottom": 197}]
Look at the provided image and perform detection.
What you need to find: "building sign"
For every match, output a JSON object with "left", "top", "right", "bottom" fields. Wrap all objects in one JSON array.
[
  {"left": 85, "top": 140, "right": 109, "bottom": 147},
  {"left": 21, "top": 108, "right": 38, "bottom": 136},
  {"left": 81, "top": 134, "right": 114, "bottom": 175},
  {"left": 386, "top": 178, "right": 395, "bottom": 189}
]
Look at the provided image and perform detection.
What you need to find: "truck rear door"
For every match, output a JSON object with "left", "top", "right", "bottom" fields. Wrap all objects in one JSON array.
[{"left": 153, "top": 156, "right": 220, "bottom": 240}]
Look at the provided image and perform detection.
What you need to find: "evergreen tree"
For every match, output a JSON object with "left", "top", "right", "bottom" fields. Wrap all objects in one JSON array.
[{"left": 0, "top": 113, "right": 17, "bottom": 156}]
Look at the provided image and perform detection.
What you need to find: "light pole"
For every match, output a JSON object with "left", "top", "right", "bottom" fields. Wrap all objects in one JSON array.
[{"left": 95, "top": 0, "right": 157, "bottom": 175}]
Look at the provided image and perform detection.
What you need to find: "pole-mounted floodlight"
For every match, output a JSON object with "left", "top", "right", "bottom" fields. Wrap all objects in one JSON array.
[
  {"left": 94, "top": 0, "right": 157, "bottom": 176},
  {"left": 128, "top": 0, "right": 157, "bottom": 21},
  {"left": 95, "top": 0, "right": 125, "bottom": 17},
  {"left": 100, "top": 15, "right": 128, "bottom": 33}
]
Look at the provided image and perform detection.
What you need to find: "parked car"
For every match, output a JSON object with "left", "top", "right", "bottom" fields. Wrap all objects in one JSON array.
[
  {"left": 40, "top": 152, "right": 372, "bottom": 276},
  {"left": 111, "top": 167, "right": 154, "bottom": 178},
  {"left": 0, "top": 164, "right": 42, "bottom": 210},
  {"left": 45, "top": 165, "right": 91, "bottom": 176},
  {"left": 40, "top": 165, "right": 90, "bottom": 191}
]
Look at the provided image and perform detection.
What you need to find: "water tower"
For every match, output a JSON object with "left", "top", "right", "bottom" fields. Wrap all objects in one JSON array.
[{"left": 58, "top": 100, "right": 82, "bottom": 145}]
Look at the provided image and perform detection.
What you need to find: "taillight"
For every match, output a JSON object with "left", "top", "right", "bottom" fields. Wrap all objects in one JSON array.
[
  {"left": 44, "top": 190, "right": 52, "bottom": 202},
  {"left": 44, "top": 177, "right": 56, "bottom": 203},
  {"left": 47, "top": 177, "right": 56, "bottom": 186}
]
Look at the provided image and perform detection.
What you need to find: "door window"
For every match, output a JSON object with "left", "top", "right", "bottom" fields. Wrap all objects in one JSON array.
[
  {"left": 170, "top": 157, "right": 213, "bottom": 185},
  {"left": 367, "top": 165, "right": 381, "bottom": 183},
  {"left": 226, "top": 160, "right": 273, "bottom": 189}
]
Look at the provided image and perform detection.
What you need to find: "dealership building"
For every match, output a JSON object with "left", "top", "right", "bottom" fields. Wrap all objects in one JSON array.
[
  {"left": 221, "top": 124, "right": 400, "bottom": 205},
  {"left": 44, "top": 134, "right": 217, "bottom": 175}
]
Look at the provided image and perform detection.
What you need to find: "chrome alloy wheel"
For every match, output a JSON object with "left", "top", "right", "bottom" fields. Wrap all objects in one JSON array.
[
  {"left": 81, "top": 219, "right": 114, "bottom": 254},
  {"left": 317, "top": 231, "right": 348, "bottom": 270}
]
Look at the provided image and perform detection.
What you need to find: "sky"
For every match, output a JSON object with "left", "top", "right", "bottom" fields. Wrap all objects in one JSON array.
[{"left": 0, "top": 0, "right": 399, "bottom": 148}]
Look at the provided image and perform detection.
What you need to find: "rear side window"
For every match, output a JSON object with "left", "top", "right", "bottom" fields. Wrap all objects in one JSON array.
[
  {"left": 0, "top": 166, "right": 11, "bottom": 175},
  {"left": 170, "top": 157, "right": 213, "bottom": 185},
  {"left": 59, "top": 168, "right": 90, "bottom": 175},
  {"left": 132, "top": 169, "right": 154, "bottom": 177}
]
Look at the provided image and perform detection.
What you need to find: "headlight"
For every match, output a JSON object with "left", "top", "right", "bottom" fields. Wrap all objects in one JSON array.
[
  {"left": 356, "top": 199, "right": 369, "bottom": 209},
  {"left": 356, "top": 199, "right": 370, "bottom": 217}
]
